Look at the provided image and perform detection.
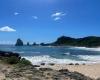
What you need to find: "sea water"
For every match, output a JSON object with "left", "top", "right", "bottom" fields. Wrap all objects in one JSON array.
[{"left": 0, "top": 45, "right": 100, "bottom": 64}]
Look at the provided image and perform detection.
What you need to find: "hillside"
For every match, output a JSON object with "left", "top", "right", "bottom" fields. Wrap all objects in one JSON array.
[{"left": 53, "top": 36, "right": 100, "bottom": 47}]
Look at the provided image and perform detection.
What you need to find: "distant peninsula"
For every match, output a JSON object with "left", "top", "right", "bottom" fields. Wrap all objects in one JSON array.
[
  {"left": 52, "top": 36, "right": 100, "bottom": 47},
  {"left": 15, "top": 36, "right": 100, "bottom": 47}
]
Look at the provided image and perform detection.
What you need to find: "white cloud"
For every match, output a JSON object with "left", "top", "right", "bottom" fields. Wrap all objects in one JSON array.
[
  {"left": 51, "top": 12, "right": 66, "bottom": 21},
  {"left": 32, "top": 16, "right": 38, "bottom": 19},
  {"left": 52, "top": 12, "right": 65, "bottom": 17},
  {"left": 14, "top": 12, "right": 19, "bottom": 16},
  {"left": 54, "top": 17, "right": 61, "bottom": 21},
  {"left": 0, "top": 26, "right": 16, "bottom": 32}
]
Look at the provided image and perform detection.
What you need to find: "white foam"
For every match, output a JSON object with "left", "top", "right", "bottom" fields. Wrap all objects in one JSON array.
[
  {"left": 23, "top": 55, "right": 93, "bottom": 65},
  {"left": 63, "top": 52, "right": 70, "bottom": 55},
  {"left": 70, "top": 47, "right": 100, "bottom": 52},
  {"left": 28, "top": 52, "right": 41, "bottom": 54},
  {"left": 14, "top": 51, "right": 41, "bottom": 54},
  {"left": 78, "top": 55, "right": 100, "bottom": 63},
  {"left": 13, "top": 51, "right": 25, "bottom": 54}
]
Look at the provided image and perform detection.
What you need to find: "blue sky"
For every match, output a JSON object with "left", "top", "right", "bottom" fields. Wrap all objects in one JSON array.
[{"left": 0, "top": 0, "right": 100, "bottom": 44}]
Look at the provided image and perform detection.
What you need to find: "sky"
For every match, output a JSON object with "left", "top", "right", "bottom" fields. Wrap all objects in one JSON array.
[{"left": 0, "top": 0, "right": 100, "bottom": 44}]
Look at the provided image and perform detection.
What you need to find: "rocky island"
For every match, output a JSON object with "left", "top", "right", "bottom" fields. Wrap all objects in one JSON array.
[{"left": 15, "top": 38, "right": 24, "bottom": 46}]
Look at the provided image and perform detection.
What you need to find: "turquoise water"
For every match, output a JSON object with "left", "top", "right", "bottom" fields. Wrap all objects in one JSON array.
[{"left": 0, "top": 45, "right": 100, "bottom": 64}]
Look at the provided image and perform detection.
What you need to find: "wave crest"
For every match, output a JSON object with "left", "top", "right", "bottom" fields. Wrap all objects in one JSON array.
[
  {"left": 70, "top": 47, "right": 100, "bottom": 51},
  {"left": 23, "top": 55, "right": 92, "bottom": 65}
]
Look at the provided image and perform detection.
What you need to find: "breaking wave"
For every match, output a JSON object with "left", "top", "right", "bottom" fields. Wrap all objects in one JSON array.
[
  {"left": 78, "top": 55, "right": 100, "bottom": 63},
  {"left": 70, "top": 47, "right": 100, "bottom": 52},
  {"left": 23, "top": 55, "right": 99, "bottom": 65}
]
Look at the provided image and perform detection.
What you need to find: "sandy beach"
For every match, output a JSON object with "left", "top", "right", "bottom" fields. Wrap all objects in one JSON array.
[
  {"left": 1, "top": 62, "right": 100, "bottom": 80},
  {"left": 40, "top": 63, "right": 100, "bottom": 79}
]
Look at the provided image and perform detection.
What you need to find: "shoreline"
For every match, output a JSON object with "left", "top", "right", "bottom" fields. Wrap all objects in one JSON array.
[{"left": 0, "top": 50, "right": 100, "bottom": 80}]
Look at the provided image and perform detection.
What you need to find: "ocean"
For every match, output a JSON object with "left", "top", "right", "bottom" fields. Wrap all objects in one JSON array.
[{"left": 0, "top": 45, "right": 100, "bottom": 64}]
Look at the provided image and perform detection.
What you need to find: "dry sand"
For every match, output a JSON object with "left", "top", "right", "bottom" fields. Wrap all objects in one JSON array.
[
  {"left": 0, "top": 72, "right": 5, "bottom": 80},
  {"left": 0, "top": 61, "right": 12, "bottom": 80},
  {"left": 40, "top": 63, "right": 100, "bottom": 79}
]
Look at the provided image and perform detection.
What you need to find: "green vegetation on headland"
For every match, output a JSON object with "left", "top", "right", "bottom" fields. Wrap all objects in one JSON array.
[
  {"left": 53, "top": 36, "right": 100, "bottom": 47},
  {"left": 15, "top": 36, "right": 100, "bottom": 47},
  {"left": 0, "top": 51, "right": 96, "bottom": 80}
]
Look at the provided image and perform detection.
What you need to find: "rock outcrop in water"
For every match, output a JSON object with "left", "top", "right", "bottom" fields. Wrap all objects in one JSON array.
[
  {"left": 32, "top": 42, "right": 38, "bottom": 46},
  {"left": 15, "top": 38, "right": 24, "bottom": 46},
  {"left": 27, "top": 42, "right": 30, "bottom": 46}
]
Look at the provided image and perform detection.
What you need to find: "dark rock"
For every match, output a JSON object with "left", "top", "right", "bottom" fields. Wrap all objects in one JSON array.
[
  {"left": 31, "top": 78, "right": 41, "bottom": 80},
  {"left": 59, "top": 69, "right": 69, "bottom": 73},
  {"left": 0, "top": 51, "right": 21, "bottom": 64},
  {"left": 48, "top": 63, "right": 55, "bottom": 66},
  {"left": 27, "top": 42, "right": 30, "bottom": 46},
  {"left": 0, "top": 51, "right": 20, "bottom": 58},
  {"left": 69, "top": 63, "right": 74, "bottom": 65},
  {"left": 66, "top": 71, "right": 93, "bottom": 80},
  {"left": 41, "top": 63, "right": 45, "bottom": 65},
  {"left": 6, "top": 72, "right": 23, "bottom": 78},
  {"left": 59, "top": 69, "right": 69, "bottom": 76},
  {"left": 40, "top": 43, "right": 45, "bottom": 46},
  {"left": 39, "top": 68, "right": 53, "bottom": 71},
  {"left": 32, "top": 42, "right": 37, "bottom": 46},
  {"left": 75, "top": 63, "right": 79, "bottom": 65},
  {"left": 15, "top": 38, "right": 23, "bottom": 46},
  {"left": 32, "top": 65, "right": 40, "bottom": 67}
]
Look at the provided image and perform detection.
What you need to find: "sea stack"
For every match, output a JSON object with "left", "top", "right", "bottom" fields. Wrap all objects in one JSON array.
[
  {"left": 15, "top": 38, "right": 24, "bottom": 46},
  {"left": 27, "top": 42, "right": 30, "bottom": 46}
]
